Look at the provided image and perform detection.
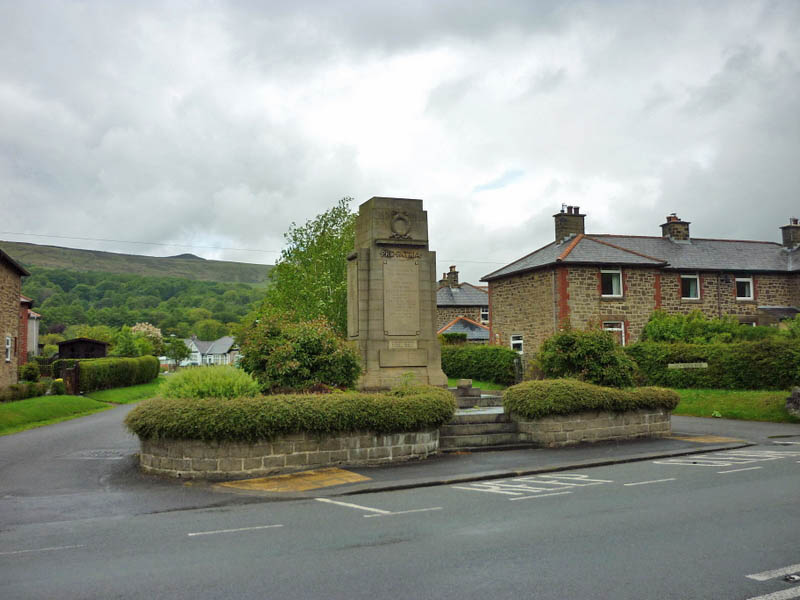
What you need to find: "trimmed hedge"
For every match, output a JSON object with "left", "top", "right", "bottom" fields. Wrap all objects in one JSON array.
[
  {"left": 440, "top": 345, "right": 519, "bottom": 385},
  {"left": 0, "top": 381, "right": 50, "bottom": 403},
  {"left": 624, "top": 339, "right": 800, "bottom": 390},
  {"left": 125, "top": 384, "right": 457, "bottom": 443},
  {"left": 503, "top": 379, "right": 679, "bottom": 420},
  {"left": 54, "top": 356, "right": 160, "bottom": 393},
  {"left": 161, "top": 366, "right": 260, "bottom": 400}
]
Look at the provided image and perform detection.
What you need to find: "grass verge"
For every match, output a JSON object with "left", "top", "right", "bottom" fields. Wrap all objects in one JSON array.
[
  {"left": 447, "top": 377, "right": 506, "bottom": 391},
  {"left": 0, "top": 396, "right": 111, "bottom": 436},
  {"left": 673, "top": 389, "right": 799, "bottom": 423},
  {"left": 86, "top": 376, "right": 165, "bottom": 404}
]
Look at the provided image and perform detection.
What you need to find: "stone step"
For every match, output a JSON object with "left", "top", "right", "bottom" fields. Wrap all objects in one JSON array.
[
  {"left": 440, "top": 442, "right": 539, "bottom": 453},
  {"left": 455, "top": 395, "right": 503, "bottom": 409},
  {"left": 439, "top": 432, "right": 524, "bottom": 449},
  {"left": 449, "top": 411, "right": 510, "bottom": 425},
  {"left": 440, "top": 422, "right": 518, "bottom": 437}
]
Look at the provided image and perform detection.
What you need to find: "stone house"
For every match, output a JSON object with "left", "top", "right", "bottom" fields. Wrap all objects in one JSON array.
[
  {"left": 1, "top": 249, "right": 29, "bottom": 387},
  {"left": 482, "top": 207, "right": 800, "bottom": 361},
  {"left": 437, "top": 315, "right": 490, "bottom": 343},
  {"left": 436, "top": 265, "right": 489, "bottom": 330}
]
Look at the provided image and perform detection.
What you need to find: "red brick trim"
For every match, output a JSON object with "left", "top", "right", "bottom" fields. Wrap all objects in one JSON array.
[
  {"left": 437, "top": 316, "right": 489, "bottom": 335},
  {"left": 557, "top": 234, "right": 584, "bottom": 261},
  {"left": 654, "top": 273, "right": 662, "bottom": 309},
  {"left": 488, "top": 283, "right": 494, "bottom": 345},
  {"left": 699, "top": 274, "right": 705, "bottom": 299},
  {"left": 557, "top": 267, "right": 570, "bottom": 326},
  {"left": 622, "top": 269, "right": 629, "bottom": 297},
  {"left": 624, "top": 319, "right": 631, "bottom": 345}
]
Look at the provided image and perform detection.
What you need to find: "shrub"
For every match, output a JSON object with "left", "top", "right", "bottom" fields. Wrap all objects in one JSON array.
[
  {"left": 237, "top": 311, "right": 361, "bottom": 392},
  {"left": 503, "top": 378, "right": 679, "bottom": 420},
  {"left": 160, "top": 366, "right": 260, "bottom": 400},
  {"left": 641, "top": 310, "right": 782, "bottom": 343},
  {"left": 440, "top": 345, "right": 519, "bottom": 385},
  {"left": 625, "top": 339, "right": 800, "bottom": 390},
  {"left": 51, "top": 379, "right": 67, "bottom": 395},
  {"left": 125, "top": 384, "right": 456, "bottom": 442},
  {"left": 441, "top": 333, "right": 467, "bottom": 345},
  {"left": 33, "top": 356, "right": 53, "bottom": 377},
  {"left": 0, "top": 381, "right": 50, "bottom": 402},
  {"left": 534, "top": 330, "right": 636, "bottom": 388},
  {"left": 77, "top": 356, "right": 160, "bottom": 392},
  {"left": 18, "top": 362, "right": 40, "bottom": 382}
]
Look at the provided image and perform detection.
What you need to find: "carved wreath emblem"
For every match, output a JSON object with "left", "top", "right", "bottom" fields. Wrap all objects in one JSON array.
[{"left": 390, "top": 211, "right": 411, "bottom": 239}]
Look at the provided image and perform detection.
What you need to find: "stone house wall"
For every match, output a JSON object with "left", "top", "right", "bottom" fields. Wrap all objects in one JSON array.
[
  {"left": 437, "top": 305, "right": 482, "bottom": 330},
  {"left": 0, "top": 262, "right": 21, "bottom": 388}
]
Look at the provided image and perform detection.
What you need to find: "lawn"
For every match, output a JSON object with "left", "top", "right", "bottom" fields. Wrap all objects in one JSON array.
[
  {"left": 0, "top": 395, "right": 112, "bottom": 436},
  {"left": 673, "top": 389, "right": 799, "bottom": 423},
  {"left": 447, "top": 377, "right": 507, "bottom": 391},
  {"left": 86, "top": 376, "right": 165, "bottom": 404}
]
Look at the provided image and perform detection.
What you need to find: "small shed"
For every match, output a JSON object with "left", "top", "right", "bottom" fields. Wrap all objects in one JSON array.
[{"left": 57, "top": 338, "right": 109, "bottom": 359}]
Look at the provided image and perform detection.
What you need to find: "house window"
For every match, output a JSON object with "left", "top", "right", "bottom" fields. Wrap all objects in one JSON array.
[
  {"left": 735, "top": 277, "right": 753, "bottom": 300},
  {"left": 4, "top": 336, "right": 10, "bottom": 362},
  {"left": 480, "top": 306, "right": 489, "bottom": 323},
  {"left": 602, "top": 321, "right": 626, "bottom": 346},
  {"left": 681, "top": 274, "right": 700, "bottom": 299},
  {"left": 510, "top": 334, "right": 523, "bottom": 354},
  {"left": 600, "top": 269, "right": 622, "bottom": 297}
]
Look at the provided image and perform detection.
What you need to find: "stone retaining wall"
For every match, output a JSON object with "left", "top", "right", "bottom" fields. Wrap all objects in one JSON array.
[
  {"left": 139, "top": 430, "right": 439, "bottom": 479},
  {"left": 512, "top": 408, "right": 671, "bottom": 448}
]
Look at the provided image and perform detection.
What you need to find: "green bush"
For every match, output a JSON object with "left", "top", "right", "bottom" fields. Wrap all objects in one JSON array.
[
  {"left": 32, "top": 356, "right": 53, "bottom": 377},
  {"left": 237, "top": 311, "right": 361, "bottom": 392},
  {"left": 77, "top": 356, "right": 160, "bottom": 393},
  {"left": 124, "top": 384, "right": 456, "bottom": 442},
  {"left": 534, "top": 330, "right": 636, "bottom": 388},
  {"left": 161, "top": 366, "right": 260, "bottom": 400},
  {"left": 503, "top": 378, "right": 679, "bottom": 420},
  {"left": 18, "top": 362, "right": 40, "bottom": 382},
  {"left": 624, "top": 339, "right": 800, "bottom": 390},
  {"left": 50, "top": 379, "right": 66, "bottom": 395},
  {"left": 0, "top": 381, "right": 50, "bottom": 402},
  {"left": 50, "top": 358, "right": 79, "bottom": 379},
  {"left": 641, "top": 310, "right": 782, "bottom": 343},
  {"left": 440, "top": 345, "right": 519, "bottom": 385},
  {"left": 441, "top": 333, "right": 467, "bottom": 345}
]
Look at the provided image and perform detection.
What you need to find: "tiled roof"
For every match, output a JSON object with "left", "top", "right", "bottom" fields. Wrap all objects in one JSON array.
[
  {"left": 438, "top": 316, "right": 490, "bottom": 341},
  {"left": 185, "top": 336, "right": 234, "bottom": 355},
  {"left": 483, "top": 234, "right": 798, "bottom": 281},
  {"left": 437, "top": 283, "right": 489, "bottom": 306}
]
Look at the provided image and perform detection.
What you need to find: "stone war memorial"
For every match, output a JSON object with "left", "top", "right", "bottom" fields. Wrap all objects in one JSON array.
[{"left": 347, "top": 197, "right": 448, "bottom": 390}]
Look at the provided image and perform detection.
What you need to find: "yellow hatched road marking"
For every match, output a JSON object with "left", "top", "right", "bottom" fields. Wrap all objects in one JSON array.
[{"left": 219, "top": 467, "right": 371, "bottom": 492}]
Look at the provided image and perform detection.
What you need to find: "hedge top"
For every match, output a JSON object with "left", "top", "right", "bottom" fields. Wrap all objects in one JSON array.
[
  {"left": 503, "top": 378, "right": 679, "bottom": 420},
  {"left": 124, "top": 384, "right": 456, "bottom": 443}
]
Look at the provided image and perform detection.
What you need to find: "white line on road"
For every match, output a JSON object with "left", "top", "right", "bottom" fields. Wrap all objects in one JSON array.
[
  {"left": 187, "top": 524, "right": 283, "bottom": 537},
  {"left": 364, "top": 507, "right": 442, "bottom": 518},
  {"left": 509, "top": 491, "right": 573, "bottom": 502},
  {"left": 315, "top": 498, "right": 391, "bottom": 514},
  {"left": 0, "top": 544, "right": 85, "bottom": 556},
  {"left": 747, "top": 563, "right": 800, "bottom": 581},
  {"left": 718, "top": 466, "right": 763, "bottom": 474},
  {"left": 623, "top": 478, "right": 676, "bottom": 487},
  {"left": 743, "top": 587, "right": 800, "bottom": 600}
]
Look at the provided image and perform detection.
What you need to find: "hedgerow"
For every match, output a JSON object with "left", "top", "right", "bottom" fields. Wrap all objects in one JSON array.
[
  {"left": 124, "top": 384, "right": 456, "bottom": 442},
  {"left": 50, "top": 356, "right": 160, "bottom": 393},
  {"left": 503, "top": 379, "right": 679, "bottom": 420},
  {"left": 624, "top": 339, "right": 800, "bottom": 390},
  {"left": 160, "top": 366, "right": 260, "bottom": 400},
  {"left": 440, "top": 345, "right": 519, "bottom": 385}
]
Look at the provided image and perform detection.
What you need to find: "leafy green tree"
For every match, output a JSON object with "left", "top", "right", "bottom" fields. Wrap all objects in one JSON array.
[
  {"left": 194, "top": 319, "right": 227, "bottom": 340},
  {"left": 265, "top": 197, "right": 355, "bottom": 335},
  {"left": 111, "top": 327, "right": 139, "bottom": 357},
  {"left": 164, "top": 336, "right": 192, "bottom": 366}
]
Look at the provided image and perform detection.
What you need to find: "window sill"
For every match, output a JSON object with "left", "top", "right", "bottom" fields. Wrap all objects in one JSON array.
[
  {"left": 735, "top": 298, "right": 756, "bottom": 303},
  {"left": 600, "top": 295, "right": 624, "bottom": 301},
  {"left": 680, "top": 298, "right": 702, "bottom": 302}
]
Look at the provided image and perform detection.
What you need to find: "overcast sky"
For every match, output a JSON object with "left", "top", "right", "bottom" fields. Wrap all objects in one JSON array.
[{"left": 1, "top": 0, "right": 798, "bottom": 284}]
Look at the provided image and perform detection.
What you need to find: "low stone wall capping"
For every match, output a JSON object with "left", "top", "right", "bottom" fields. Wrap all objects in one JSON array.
[
  {"left": 139, "top": 430, "right": 439, "bottom": 479},
  {"left": 512, "top": 408, "right": 671, "bottom": 448}
]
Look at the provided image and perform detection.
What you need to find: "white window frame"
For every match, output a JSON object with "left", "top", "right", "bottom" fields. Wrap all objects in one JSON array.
[
  {"left": 735, "top": 277, "right": 754, "bottom": 301},
  {"left": 4, "top": 336, "right": 11, "bottom": 362},
  {"left": 480, "top": 306, "right": 489, "bottom": 324},
  {"left": 602, "top": 321, "right": 626, "bottom": 346},
  {"left": 600, "top": 268, "right": 623, "bottom": 298},
  {"left": 510, "top": 334, "right": 523, "bottom": 354},
  {"left": 681, "top": 274, "right": 700, "bottom": 299}
]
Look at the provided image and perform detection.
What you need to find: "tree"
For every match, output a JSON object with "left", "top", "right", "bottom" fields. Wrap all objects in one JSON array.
[
  {"left": 265, "top": 197, "right": 355, "bottom": 335},
  {"left": 111, "top": 327, "right": 139, "bottom": 357},
  {"left": 194, "top": 319, "right": 227, "bottom": 340},
  {"left": 163, "top": 336, "right": 191, "bottom": 366}
]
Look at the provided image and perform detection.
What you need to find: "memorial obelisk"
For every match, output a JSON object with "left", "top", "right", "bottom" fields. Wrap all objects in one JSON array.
[{"left": 346, "top": 197, "right": 448, "bottom": 390}]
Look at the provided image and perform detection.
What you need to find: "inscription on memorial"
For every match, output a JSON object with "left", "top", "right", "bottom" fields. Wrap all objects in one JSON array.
[
  {"left": 380, "top": 249, "right": 421, "bottom": 259},
  {"left": 347, "top": 260, "right": 359, "bottom": 338},
  {"left": 388, "top": 340, "right": 418, "bottom": 349},
  {"left": 383, "top": 259, "right": 420, "bottom": 336}
]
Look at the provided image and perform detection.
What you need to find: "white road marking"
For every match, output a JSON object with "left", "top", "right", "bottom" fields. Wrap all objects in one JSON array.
[
  {"left": 315, "top": 498, "right": 391, "bottom": 514},
  {"left": 743, "top": 587, "right": 800, "bottom": 600},
  {"left": 451, "top": 485, "right": 521, "bottom": 495},
  {"left": 0, "top": 544, "right": 85, "bottom": 556},
  {"left": 623, "top": 478, "right": 676, "bottom": 487},
  {"left": 453, "top": 473, "right": 612, "bottom": 499},
  {"left": 187, "top": 524, "right": 283, "bottom": 537},
  {"left": 363, "top": 507, "right": 442, "bottom": 518},
  {"left": 718, "top": 466, "right": 763, "bottom": 474},
  {"left": 655, "top": 450, "right": 800, "bottom": 467},
  {"left": 747, "top": 563, "right": 800, "bottom": 581},
  {"left": 509, "top": 491, "right": 573, "bottom": 502},
  {"left": 772, "top": 441, "right": 800, "bottom": 445}
]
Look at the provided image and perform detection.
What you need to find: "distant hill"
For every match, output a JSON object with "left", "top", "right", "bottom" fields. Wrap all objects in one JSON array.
[{"left": 0, "top": 240, "right": 273, "bottom": 285}]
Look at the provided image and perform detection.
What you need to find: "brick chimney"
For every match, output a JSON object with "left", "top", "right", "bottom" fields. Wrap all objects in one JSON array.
[
  {"left": 661, "top": 213, "right": 690, "bottom": 241},
  {"left": 781, "top": 217, "right": 800, "bottom": 249},
  {"left": 439, "top": 265, "right": 459, "bottom": 288},
  {"left": 554, "top": 205, "right": 585, "bottom": 243}
]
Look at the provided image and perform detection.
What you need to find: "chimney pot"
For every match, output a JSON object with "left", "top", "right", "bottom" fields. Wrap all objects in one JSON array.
[
  {"left": 553, "top": 206, "right": 586, "bottom": 243},
  {"left": 781, "top": 217, "right": 800, "bottom": 248},
  {"left": 661, "top": 214, "right": 690, "bottom": 241}
]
